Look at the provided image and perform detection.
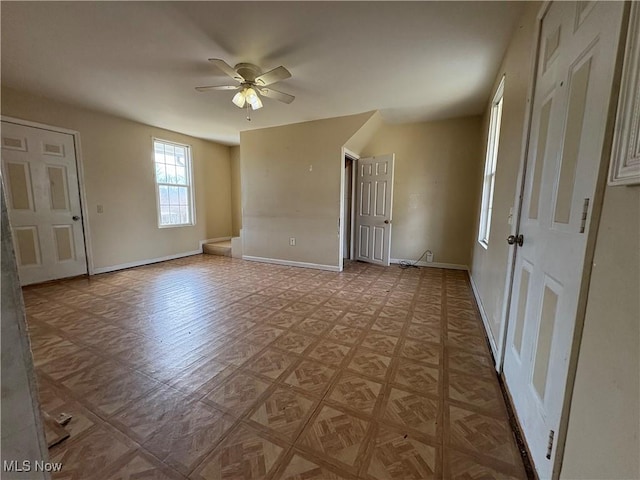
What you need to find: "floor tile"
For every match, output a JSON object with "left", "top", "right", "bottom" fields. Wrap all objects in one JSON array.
[
  {"left": 203, "top": 371, "right": 273, "bottom": 417},
  {"left": 448, "top": 405, "right": 521, "bottom": 468},
  {"left": 367, "top": 426, "right": 438, "bottom": 480},
  {"left": 392, "top": 359, "right": 439, "bottom": 397},
  {"left": 246, "top": 348, "right": 298, "bottom": 380},
  {"left": 327, "top": 372, "right": 382, "bottom": 416},
  {"left": 276, "top": 453, "right": 354, "bottom": 480},
  {"left": 346, "top": 349, "right": 391, "bottom": 382},
  {"left": 382, "top": 387, "right": 439, "bottom": 437},
  {"left": 447, "top": 449, "right": 525, "bottom": 479},
  {"left": 307, "top": 340, "right": 352, "bottom": 368},
  {"left": 283, "top": 359, "right": 335, "bottom": 397},
  {"left": 143, "top": 401, "right": 234, "bottom": 475},
  {"left": 194, "top": 423, "right": 286, "bottom": 480},
  {"left": 299, "top": 405, "right": 368, "bottom": 468},
  {"left": 448, "top": 371, "right": 506, "bottom": 415},
  {"left": 249, "top": 386, "right": 316, "bottom": 441},
  {"left": 50, "top": 426, "right": 135, "bottom": 479}
]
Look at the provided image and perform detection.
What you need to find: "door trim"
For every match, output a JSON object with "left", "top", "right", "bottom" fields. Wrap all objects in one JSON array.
[
  {"left": 1, "top": 115, "right": 94, "bottom": 277},
  {"left": 339, "top": 147, "right": 359, "bottom": 272},
  {"left": 495, "top": 3, "right": 631, "bottom": 478}
]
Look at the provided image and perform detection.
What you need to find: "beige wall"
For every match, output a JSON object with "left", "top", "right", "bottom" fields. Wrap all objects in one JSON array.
[
  {"left": 361, "top": 117, "right": 483, "bottom": 266},
  {"left": 561, "top": 185, "right": 640, "bottom": 479},
  {"left": 230, "top": 145, "right": 242, "bottom": 237},
  {"left": 240, "top": 112, "right": 374, "bottom": 268},
  {"left": 1, "top": 87, "right": 233, "bottom": 271},
  {"left": 470, "top": 2, "right": 539, "bottom": 344}
]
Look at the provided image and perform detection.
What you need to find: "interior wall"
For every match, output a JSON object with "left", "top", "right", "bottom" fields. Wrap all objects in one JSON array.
[
  {"left": 560, "top": 184, "right": 640, "bottom": 479},
  {"left": 360, "top": 117, "right": 483, "bottom": 267},
  {"left": 230, "top": 145, "right": 242, "bottom": 237},
  {"left": 1, "top": 87, "right": 233, "bottom": 271},
  {"left": 470, "top": 2, "right": 539, "bottom": 345},
  {"left": 240, "top": 112, "right": 375, "bottom": 268},
  {"left": 1, "top": 187, "right": 49, "bottom": 479}
]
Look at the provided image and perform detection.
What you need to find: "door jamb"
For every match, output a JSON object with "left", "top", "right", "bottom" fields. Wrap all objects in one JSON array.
[
  {"left": 339, "top": 147, "right": 359, "bottom": 271},
  {"left": 1, "top": 115, "right": 95, "bottom": 276}
]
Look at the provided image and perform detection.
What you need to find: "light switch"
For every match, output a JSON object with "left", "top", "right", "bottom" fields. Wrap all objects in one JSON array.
[{"left": 97, "top": 205, "right": 104, "bottom": 214}]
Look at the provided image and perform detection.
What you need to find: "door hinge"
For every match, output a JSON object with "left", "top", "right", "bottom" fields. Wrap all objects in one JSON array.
[
  {"left": 546, "top": 429, "right": 555, "bottom": 459},
  {"left": 580, "top": 198, "right": 590, "bottom": 233}
]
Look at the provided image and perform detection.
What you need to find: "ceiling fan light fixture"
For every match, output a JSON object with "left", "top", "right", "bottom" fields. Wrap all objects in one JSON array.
[
  {"left": 249, "top": 95, "right": 263, "bottom": 110},
  {"left": 232, "top": 91, "right": 246, "bottom": 108}
]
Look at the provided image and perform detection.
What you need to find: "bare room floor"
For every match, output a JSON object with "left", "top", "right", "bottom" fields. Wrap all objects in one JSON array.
[{"left": 24, "top": 255, "right": 526, "bottom": 479}]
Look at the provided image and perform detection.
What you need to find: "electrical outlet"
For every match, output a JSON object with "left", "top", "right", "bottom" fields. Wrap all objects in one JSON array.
[{"left": 289, "top": 237, "right": 296, "bottom": 246}]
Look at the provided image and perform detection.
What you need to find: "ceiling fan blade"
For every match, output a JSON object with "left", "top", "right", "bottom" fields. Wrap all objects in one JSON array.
[
  {"left": 257, "top": 87, "right": 295, "bottom": 104},
  {"left": 254, "top": 66, "right": 291, "bottom": 86},
  {"left": 208, "top": 58, "right": 244, "bottom": 82},
  {"left": 195, "top": 85, "right": 240, "bottom": 92}
]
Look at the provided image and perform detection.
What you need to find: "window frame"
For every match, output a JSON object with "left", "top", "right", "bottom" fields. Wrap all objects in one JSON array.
[
  {"left": 152, "top": 137, "right": 196, "bottom": 229},
  {"left": 478, "top": 76, "right": 505, "bottom": 249}
]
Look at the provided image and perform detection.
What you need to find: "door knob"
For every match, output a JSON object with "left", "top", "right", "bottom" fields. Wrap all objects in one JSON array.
[
  {"left": 72, "top": 216, "right": 80, "bottom": 221},
  {"left": 507, "top": 234, "right": 524, "bottom": 247},
  {"left": 384, "top": 219, "right": 391, "bottom": 224}
]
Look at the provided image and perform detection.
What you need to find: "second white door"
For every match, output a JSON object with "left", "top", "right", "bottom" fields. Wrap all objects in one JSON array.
[
  {"left": 355, "top": 154, "right": 394, "bottom": 266},
  {"left": 1, "top": 121, "right": 88, "bottom": 285}
]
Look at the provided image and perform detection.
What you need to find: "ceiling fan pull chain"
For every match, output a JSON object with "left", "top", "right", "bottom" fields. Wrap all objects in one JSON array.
[{"left": 246, "top": 102, "right": 251, "bottom": 121}]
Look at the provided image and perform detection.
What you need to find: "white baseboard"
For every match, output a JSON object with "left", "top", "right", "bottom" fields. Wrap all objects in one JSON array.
[
  {"left": 390, "top": 258, "right": 468, "bottom": 270},
  {"left": 242, "top": 255, "right": 340, "bottom": 272},
  {"left": 199, "top": 236, "right": 232, "bottom": 251},
  {"left": 93, "top": 249, "right": 202, "bottom": 274},
  {"left": 468, "top": 272, "right": 499, "bottom": 362}
]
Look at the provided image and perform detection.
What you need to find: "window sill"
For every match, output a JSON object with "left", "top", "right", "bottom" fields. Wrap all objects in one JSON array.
[{"left": 158, "top": 223, "right": 195, "bottom": 229}]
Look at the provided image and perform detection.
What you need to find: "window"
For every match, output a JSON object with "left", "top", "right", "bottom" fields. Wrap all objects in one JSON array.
[
  {"left": 478, "top": 76, "right": 505, "bottom": 248},
  {"left": 153, "top": 139, "right": 195, "bottom": 227}
]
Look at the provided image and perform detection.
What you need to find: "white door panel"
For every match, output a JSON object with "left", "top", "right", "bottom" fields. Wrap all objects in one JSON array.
[
  {"left": 355, "top": 155, "right": 394, "bottom": 266},
  {"left": 1, "top": 121, "right": 87, "bottom": 285},
  {"left": 502, "top": 2, "right": 624, "bottom": 479}
]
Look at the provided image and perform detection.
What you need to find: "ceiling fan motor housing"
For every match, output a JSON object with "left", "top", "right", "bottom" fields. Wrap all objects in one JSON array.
[{"left": 234, "top": 63, "right": 261, "bottom": 83}]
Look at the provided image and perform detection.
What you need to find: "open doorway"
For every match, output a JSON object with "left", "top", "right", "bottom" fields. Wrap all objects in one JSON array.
[{"left": 342, "top": 153, "right": 356, "bottom": 262}]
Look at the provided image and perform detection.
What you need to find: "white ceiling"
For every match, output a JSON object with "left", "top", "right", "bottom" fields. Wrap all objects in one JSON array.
[{"left": 1, "top": 2, "right": 524, "bottom": 145}]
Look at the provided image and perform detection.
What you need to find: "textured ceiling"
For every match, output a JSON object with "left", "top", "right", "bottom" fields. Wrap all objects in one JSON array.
[{"left": 1, "top": 2, "right": 524, "bottom": 145}]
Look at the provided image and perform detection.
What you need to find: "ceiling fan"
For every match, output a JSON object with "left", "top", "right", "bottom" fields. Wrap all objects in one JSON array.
[{"left": 196, "top": 59, "right": 294, "bottom": 119}]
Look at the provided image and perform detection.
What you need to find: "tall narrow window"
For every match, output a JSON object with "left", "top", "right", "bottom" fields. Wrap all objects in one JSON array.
[
  {"left": 153, "top": 139, "right": 195, "bottom": 227},
  {"left": 478, "top": 76, "right": 505, "bottom": 248}
]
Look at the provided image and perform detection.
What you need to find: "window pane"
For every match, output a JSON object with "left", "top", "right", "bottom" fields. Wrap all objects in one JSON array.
[
  {"left": 176, "top": 166, "right": 186, "bottom": 184},
  {"left": 158, "top": 185, "right": 169, "bottom": 205},
  {"left": 169, "top": 186, "right": 180, "bottom": 205},
  {"left": 178, "top": 187, "right": 187, "bottom": 205},
  {"left": 155, "top": 163, "right": 167, "bottom": 183},
  {"left": 166, "top": 165, "right": 176, "bottom": 184}
]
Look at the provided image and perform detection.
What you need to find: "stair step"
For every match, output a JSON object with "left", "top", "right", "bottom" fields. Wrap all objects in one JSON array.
[{"left": 203, "top": 241, "right": 232, "bottom": 257}]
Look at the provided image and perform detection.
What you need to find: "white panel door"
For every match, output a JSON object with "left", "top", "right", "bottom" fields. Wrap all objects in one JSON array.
[
  {"left": 1, "top": 121, "right": 87, "bottom": 285},
  {"left": 502, "top": 2, "right": 624, "bottom": 478},
  {"left": 355, "top": 154, "right": 394, "bottom": 266}
]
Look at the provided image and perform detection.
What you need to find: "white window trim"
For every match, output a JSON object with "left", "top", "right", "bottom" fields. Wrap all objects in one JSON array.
[
  {"left": 478, "top": 76, "right": 505, "bottom": 249},
  {"left": 152, "top": 137, "right": 196, "bottom": 228}
]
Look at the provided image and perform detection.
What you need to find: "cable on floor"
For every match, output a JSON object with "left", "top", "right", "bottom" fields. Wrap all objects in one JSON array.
[{"left": 398, "top": 250, "right": 431, "bottom": 269}]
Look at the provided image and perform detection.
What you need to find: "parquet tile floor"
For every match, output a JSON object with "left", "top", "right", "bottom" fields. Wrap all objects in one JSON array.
[{"left": 24, "top": 254, "right": 527, "bottom": 479}]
